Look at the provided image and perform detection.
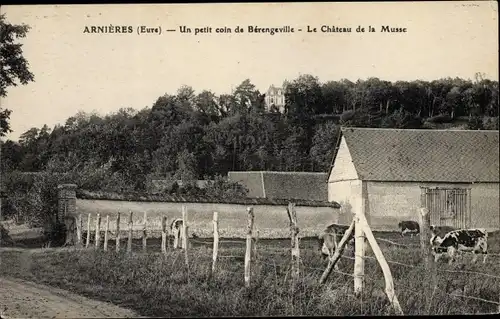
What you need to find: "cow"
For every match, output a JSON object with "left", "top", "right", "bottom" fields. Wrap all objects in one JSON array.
[
  {"left": 429, "top": 225, "right": 455, "bottom": 238},
  {"left": 430, "top": 228, "right": 488, "bottom": 264},
  {"left": 397, "top": 221, "right": 420, "bottom": 237},
  {"left": 170, "top": 218, "right": 198, "bottom": 248},
  {"left": 318, "top": 223, "right": 355, "bottom": 269}
]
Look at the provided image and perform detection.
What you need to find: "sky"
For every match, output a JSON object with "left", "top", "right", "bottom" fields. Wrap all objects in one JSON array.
[{"left": 0, "top": 2, "right": 498, "bottom": 141}]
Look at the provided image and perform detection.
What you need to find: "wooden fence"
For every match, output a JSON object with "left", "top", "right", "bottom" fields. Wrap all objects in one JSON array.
[{"left": 66, "top": 204, "right": 500, "bottom": 315}]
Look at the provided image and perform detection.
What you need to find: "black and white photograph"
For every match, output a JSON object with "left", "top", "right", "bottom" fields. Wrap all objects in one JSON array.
[{"left": 0, "top": 1, "right": 499, "bottom": 317}]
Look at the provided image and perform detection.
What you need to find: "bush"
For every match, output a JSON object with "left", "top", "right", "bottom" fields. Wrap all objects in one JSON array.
[
  {"left": 467, "top": 115, "right": 484, "bottom": 130},
  {"left": 202, "top": 175, "right": 249, "bottom": 199},
  {"left": 41, "top": 220, "right": 67, "bottom": 247},
  {"left": 483, "top": 117, "right": 499, "bottom": 130},
  {"left": 0, "top": 223, "right": 14, "bottom": 246},
  {"left": 1, "top": 170, "right": 69, "bottom": 227},
  {"left": 427, "top": 114, "right": 453, "bottom": 124}
]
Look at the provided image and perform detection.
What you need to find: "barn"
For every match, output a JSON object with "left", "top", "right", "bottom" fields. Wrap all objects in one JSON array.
[{"left": 328, "top": 127, "right": 499, "bottom": 231}]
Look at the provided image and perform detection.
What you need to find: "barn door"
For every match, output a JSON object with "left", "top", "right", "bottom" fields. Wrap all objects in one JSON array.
[{"left": 421, "top": 187, "right": 471, "bottom": 229}]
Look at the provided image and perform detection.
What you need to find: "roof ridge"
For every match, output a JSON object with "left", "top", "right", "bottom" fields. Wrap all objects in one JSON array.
[
  {"left": 229, "top": 171, "right": 327, "bottom": 174},
  {"left": 340, "top": 126, "right": 499, "bottom": 133}
]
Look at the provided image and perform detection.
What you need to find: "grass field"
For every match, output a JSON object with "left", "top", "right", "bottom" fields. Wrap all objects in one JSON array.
[{"left": 1, "top": 230, "right": 499, "bottom": 316}]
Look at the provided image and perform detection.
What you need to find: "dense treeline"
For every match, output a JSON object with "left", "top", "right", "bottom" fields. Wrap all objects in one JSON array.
[{"left": 1, "top": 75, "right": 499, "bottom": 194}]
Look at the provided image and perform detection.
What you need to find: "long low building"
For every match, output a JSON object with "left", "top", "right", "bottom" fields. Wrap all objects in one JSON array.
[{"left": 228, "top": 171, "right": 328, "bottom": 201}]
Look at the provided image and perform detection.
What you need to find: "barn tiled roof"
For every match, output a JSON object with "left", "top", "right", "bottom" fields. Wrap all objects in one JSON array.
[
  {"left": 338, "top": 127, "right": 499, "bottom": 183},
  {"left": 228, "top": 171, "right": 328, "bottom": 201}
]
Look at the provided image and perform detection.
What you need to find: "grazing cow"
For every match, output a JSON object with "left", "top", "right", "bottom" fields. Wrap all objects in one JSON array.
[
  {"left": 318, "top": 223, "right": 354, "bottom": 269},
  {"left": 171, "top": 218, "right": 184, "bottom": 249},
  {"left": 430, "top": 225, "right": 455, "bottom": 238},
  {"left": 397, "top": 221, "right": 420, "bottom": 237},
  {"left": 430, "top": 228, "right": 488, "bottom": 264}
]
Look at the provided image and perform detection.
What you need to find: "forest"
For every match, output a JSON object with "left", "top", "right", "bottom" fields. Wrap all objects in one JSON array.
[{"left": 1, "top": 74, "right": 499, "bottom": 196}]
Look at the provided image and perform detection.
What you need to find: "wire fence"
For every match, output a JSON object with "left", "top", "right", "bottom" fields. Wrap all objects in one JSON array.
[
  {"left": 74, "top": 211, "right": 500, "bottom": 313},
  {"left": 191, "top": 233, "right": 500, "bottom": 309},
  {"left": 188, "top": 234, "right": 500, "bottom": 308}
]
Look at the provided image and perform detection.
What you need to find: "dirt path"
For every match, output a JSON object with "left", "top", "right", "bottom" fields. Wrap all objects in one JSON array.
[{"left": 0, "top": 277, "right": 140, "bottom": 318}]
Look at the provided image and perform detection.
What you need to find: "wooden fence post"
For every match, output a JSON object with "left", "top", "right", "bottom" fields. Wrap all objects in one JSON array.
[
  {"left": 320, "top": 218, "right": 355, "bottom": 284},
  {"left": 161, "top": 216, "right": 168, "bottom": 254},
  {"left": 245, "top": 207, "right": 254, "bottom": 288},
  {"left": 142, "top": 211, "right": 148, "bottom": 252},
  {"left": 103, "top": 215, "right": 109, "bottom": 251},
  {"left": 287, "top": 202, "right": 300, "bottom": 281},
  {"left": 419, "top": 208, "right": 431, "bottom": 269},
  {"left": 181, "top": 207, "right": 189, "bottom": 251},
  {"left": 76, "top": 214, "right": 82, "bottom": 247},
  {"left": 212, "top": 211, "right": 219, "bottom": 274},
  {"left": 86, "top": 213, "right": 91, "bottom": 248},
  {"left": 358, "top": 214, "right": 404, "bottom": 315},
  {"left": 181, "top": 206, "right": 189, "bottom": 250},
  {"left": 419, "top": 207, "right": 437, "bottom": 294},
  {"left": 181, "top": 205, "right": 190, "bottom": 283},
  {"left": 116, "top": 212, "right": 121, "bottom": 253},
  {"left": 354, "top": 192, "right": 367, "bottom": 296},
  {"left": 127, "top": 211, "right": 133, "bottom": 253},
  {"left": 95, "top": 213, "right": 101, "bottom": 249}
]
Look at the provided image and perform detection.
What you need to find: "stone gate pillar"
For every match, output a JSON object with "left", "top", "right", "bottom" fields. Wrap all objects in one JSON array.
[
  {"left": 58, "top": 184, "right": 78, "bottom": 246},
  {"left": 57, "top": 184, "right": 77, "bottom": 222}
]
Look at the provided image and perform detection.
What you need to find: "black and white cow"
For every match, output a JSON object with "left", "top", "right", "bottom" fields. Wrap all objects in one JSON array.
[
  {"left": 171, "top": 218, "right": 184, "bottom": 249},
  {"left": 397, "top": 221, "right": 420, "bottom": 237},
  {"left": 318, "top": 223, "right": 355, "bottom": 270},
  {"left": 429, "top": 225, "right": 455, "bottom": 238},
  {"left": 430, "top": 228, "right": 488, "bottom": 264}
]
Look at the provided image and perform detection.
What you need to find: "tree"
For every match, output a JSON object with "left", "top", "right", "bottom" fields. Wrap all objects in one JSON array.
[
  {"left": 175, "top": 149, "right": 198, "bottom": 184},
  {"left": 195, "top": 90, "right": 220, "bottom": 117},
  {"left": 309, "top": 122, "right": 340, "bottom": 172},
  {"left": 233, "top": 79, "right": 262, "bottom": 114},
  {"left": 0, "top": 14, "right": 35, "bottom": 136}
]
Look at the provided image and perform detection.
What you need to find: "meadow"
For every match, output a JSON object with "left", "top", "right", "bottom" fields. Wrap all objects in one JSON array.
[{"left": 1, "top": 231, "right": 499, "bottom": 317}]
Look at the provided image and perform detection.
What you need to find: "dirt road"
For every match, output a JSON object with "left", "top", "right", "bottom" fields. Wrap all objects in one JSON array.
[{"left": 0, "top": 277, "right": 140, "bottom": 318}]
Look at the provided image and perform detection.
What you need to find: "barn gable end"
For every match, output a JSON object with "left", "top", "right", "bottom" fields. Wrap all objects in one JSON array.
[{"left": 328, "top": 136, "right": 359, "bottom": 183}]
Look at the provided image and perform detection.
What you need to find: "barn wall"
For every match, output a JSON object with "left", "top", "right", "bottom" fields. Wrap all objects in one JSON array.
[
  {"left": 327, "top": 180, "right": 362, "bottom": 225},
  {"left": 470, "top": 183, "right": 499, "bottom": 230},
  {"left": 364, "top": 181, "right": 499, "bottom": 231},
  {"left": 73, "top": 199, "right": 340, "bottom": 238},
  {"left": 328, "top": 137, "right": 359, "bottom": 183}
]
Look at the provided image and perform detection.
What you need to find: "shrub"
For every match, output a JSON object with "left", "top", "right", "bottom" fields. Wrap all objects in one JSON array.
[
  {"left": 483, "top": 117, "right": 499, "bottom": 130},
  {"left": 467, "top": 115, "right": 484, "bottom": 130},
  {"left": 202, "top": 175, "right": 249, "bottom": 199},
  {"left": 1, "top": 170, "right": 68, "bottom": 227},
  {"left": 0, "top": 223, "right": 14, "bottom": 246},
  {"left": 427, "top": 114, "right": 453, "bottom": 124},
  {"left": 41, "top": 219, "right": 67, "bottom": 247}
]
